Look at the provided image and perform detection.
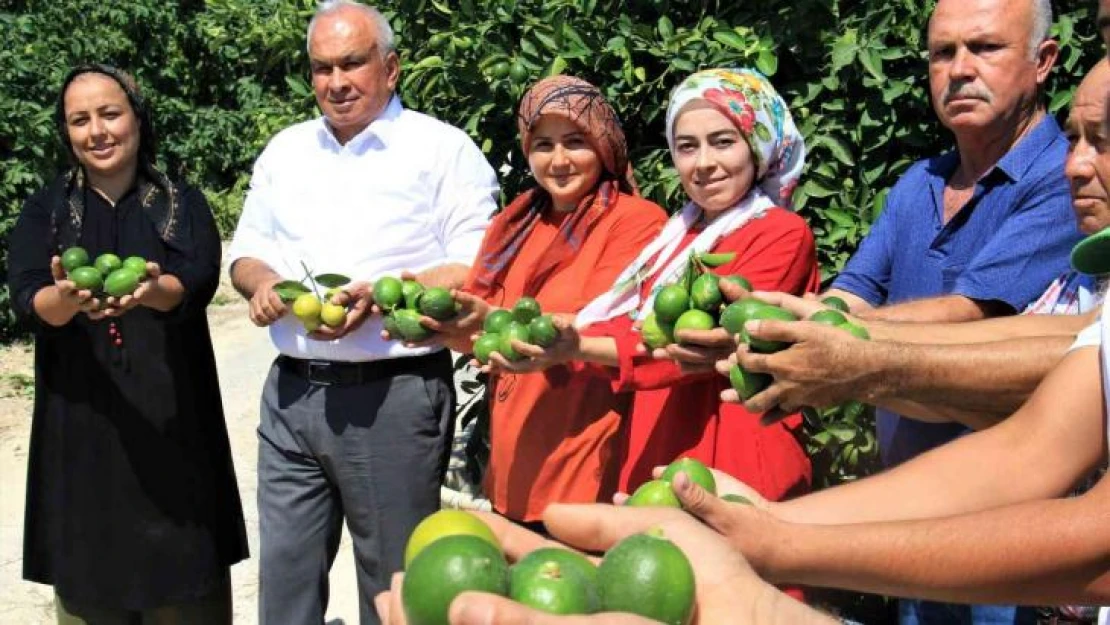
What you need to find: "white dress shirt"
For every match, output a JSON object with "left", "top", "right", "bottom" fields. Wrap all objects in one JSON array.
[{"left": 227, "top": 96, "right": 498, "bottom": 362}]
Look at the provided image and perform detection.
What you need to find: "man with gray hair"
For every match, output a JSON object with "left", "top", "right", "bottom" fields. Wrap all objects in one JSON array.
[
  {"left": 792, "top": 0, "right": 1076, "bottom": 622},
  {"left": 227, "top": 2, "right": 497, "bottom": 623}
]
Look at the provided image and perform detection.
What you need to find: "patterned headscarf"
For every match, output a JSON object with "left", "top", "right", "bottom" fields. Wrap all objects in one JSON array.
[
  {"left": 469, "top": 76, "right": 637, "bottom": 299},
  {"left": 665, "top": 68, "right": 804, "bottom": 207},
  {"left": 577, "top": 68, "right": 807, "bottom": 326}
]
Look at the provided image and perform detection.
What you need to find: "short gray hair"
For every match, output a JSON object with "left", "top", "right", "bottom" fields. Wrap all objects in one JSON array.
[
  {"left": 1027, "top": 0, "right": 1053, "bottom": 58},
  {"left": 306, "top": 1, "right": 395, "bottom": 58}
]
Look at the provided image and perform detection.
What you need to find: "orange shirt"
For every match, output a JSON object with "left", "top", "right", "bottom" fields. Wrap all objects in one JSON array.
[{"left": 463, "top": 193, "right": 666, "bottom": 521}]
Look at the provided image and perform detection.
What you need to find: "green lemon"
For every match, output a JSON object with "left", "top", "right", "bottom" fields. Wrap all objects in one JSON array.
[
  {"left": 729, "top": 364, "right": 772, "bottom": 401},
  {"left": 402, "top": 280, "right": 425, "bottom": 310},
  {"left": 320, "top": 302, "right": 347, "bottom": 328},
  {"left": 484, "top": 309, "right": 514, "bottom": 334},
  {"left": 719, "top": 274, "right": 753, "bottom": 292},
  {"left": 640, "top": 313, "right": 675, "bottom": 350},
  {"left": 840, "top": 322, "right": 871, "bottom": 340},
  {"left": 597, "top": 532, "right": 695, "bottom": 625},
  {"left": 293, "top": 293, "right": 323, "bottom": 322},
  {"left": 509, "top": 61, "right": 529, "bottom": 84},
  {"left": 689, "top": 273, "right": 723, "bottom": 313},
  {"left": 382, "top": 313, "right": 401, "bottom": 338},
  {"left": 514, "top": 548, "right": 598, "bottom": 587},
  {"left": 373, "top": 276, "right": 404, "bottom": 310},
  {"left": 527, "top": 314, "right": 558, "bottom": 348},
  {"left": 719, "top": 298, "right": 771, "bottom": 336},
  {"left": 419, "top": 287, "right": 457, "bottom": 321},
  {"left": 510, "top": 556, "right": 599, "bottom": 615},
  {"left": 809, "top": 309, "right": 848, "bottom": 327},
  {"left": 103, "top": 268, "right": 140, "bottom": 298},
  {"left": 624, "top": 480, "right": 681, "bottom": 508},
  {"left": 821, "top": 295, "right": 850, "bottom": 313},
  {"left": 660, "top": 457, "right": 717, "bottom": 495},
  {"left": 94, "top": 253, "right": 122, "bottom": 276},
  {"left": 500, "top": 321, "right": 531, "bottom": 361},
  {"left": 61, "top": 246, "right": 90, "bottom": 273},
  {"left": 473, "top": 332, "right": 502, "bottom": 365},
  {"left": 739, "top": 305, "right": 797, "bottom": 353},
  {"left": 512, "top": 296, "right": 542, "bottom": 325},
  {"left": 122, "top": 256, "right": 148, "bottom": 280},
  {"left": 489, "top": 61, "right": 511, "bottom": 79},
  {"left": 672, "top": 309, "right": 716, "bottom": 335},
  {"left": 394, "top": 308, "right": 432, "bottom": 342},
  {"left": 402, "top": 535, "right": 510, "bottom": 625},
  {"left": 403, "top": 509, "right": 501, "bottom": 568},
  {"left": 653, "top": 285, "right": 690, "bottom": 325},
  {"left": 69, "top": 266, "right": 103, "bottom": 291}
]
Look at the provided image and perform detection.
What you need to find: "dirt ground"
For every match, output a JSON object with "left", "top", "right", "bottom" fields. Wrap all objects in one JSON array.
[{"left": 0, "top": 274, "right": 365, "bottom": 623}]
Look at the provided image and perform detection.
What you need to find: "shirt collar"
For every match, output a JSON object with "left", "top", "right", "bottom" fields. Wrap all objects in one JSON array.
[
  {"left": 316, "top": 95, "right": 404, "bottom": 153},
  {"left": 924, "top": 113, "right": 1062, "bottom": 185}
]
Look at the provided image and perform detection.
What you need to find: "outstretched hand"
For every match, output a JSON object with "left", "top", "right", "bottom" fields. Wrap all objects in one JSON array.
[{"left": 50, "top": 256, "right": 102, "bottom": 315}]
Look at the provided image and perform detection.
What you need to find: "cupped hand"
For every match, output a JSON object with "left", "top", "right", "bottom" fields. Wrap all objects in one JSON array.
[
  {"left": 95, "top": 261, "right": 162, "bottom": 318},
  {"left": 653, "top": 327, "right": 738, "bottom": 374},
  {"left": 479, "top": 316, "right": 581, "bottom": 375},
  {"left": 249, "top": 278, "right": 287, "bottom": 327},
  {"left": 309, "top": 280, "right": 373, "bottom": 341},
  {"left": 50, "top": 256, "right": 101, "bottom": 314}
]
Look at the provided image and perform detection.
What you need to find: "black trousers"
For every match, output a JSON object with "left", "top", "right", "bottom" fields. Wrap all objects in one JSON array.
[{"left": 256, "top": 352, "right": 454, "bottom": 625}]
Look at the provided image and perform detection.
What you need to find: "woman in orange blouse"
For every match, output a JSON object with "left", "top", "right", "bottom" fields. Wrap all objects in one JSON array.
[{"left": 425, "top": 76, "right": 666, "bottom": 523}]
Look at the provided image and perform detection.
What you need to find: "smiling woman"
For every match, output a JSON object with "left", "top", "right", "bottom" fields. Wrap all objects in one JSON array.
[{"left": 6, "top": 64, "right": 247, "bottom": 624}]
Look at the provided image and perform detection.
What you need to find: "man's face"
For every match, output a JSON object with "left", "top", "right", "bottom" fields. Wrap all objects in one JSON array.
[
  {"left": 1065, "top": 63, "right": 1110, "bottom": 235},
  {"left": 309, "top": 8, "right": 399, "bottom": 144},
  {"left": 927, "top": 0, "right": 1054, "bottom": 137}
]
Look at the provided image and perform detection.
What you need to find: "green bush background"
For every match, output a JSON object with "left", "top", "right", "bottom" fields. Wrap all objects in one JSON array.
[{"left": 0, "top": 0, "right": 1103, "bottom": 495}]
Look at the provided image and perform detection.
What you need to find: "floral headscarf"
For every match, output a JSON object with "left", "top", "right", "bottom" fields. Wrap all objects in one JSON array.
[
  {"left": 577, "top": 68, "right": 807, "bottom": 326},
  {"left": 469, "top": 76, "right": 637, "bottom": 299},
  {"left": 665, "top": 68, "right": 804, "bottom": 207}
]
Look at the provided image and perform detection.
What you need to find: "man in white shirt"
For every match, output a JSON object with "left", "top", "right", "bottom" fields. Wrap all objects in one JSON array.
[{"left": 226, "top": 2, "right": 497, "bottom": 623}]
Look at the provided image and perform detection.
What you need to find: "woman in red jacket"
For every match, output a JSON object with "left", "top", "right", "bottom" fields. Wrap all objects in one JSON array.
[{"left": 491, "top": 68, "right": 818, "bottom": 503}]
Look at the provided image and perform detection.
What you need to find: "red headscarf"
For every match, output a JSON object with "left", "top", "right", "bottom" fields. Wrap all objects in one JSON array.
[{"left": 470, "top": 76, "right": 636, "bottom": 299}]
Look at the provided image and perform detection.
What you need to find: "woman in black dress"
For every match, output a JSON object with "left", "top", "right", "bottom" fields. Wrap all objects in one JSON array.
[{"left": 7, "top": 64, "right": 247, "bottom": 624}]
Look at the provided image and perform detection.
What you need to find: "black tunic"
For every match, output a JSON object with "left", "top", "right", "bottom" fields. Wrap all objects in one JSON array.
[{"left": 7, "top": 180, "right": 248, "bottom": 609}]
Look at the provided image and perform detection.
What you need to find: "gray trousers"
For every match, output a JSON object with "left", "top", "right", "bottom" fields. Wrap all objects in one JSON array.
[{"left": 257, "top": 353, "right": 454, "bottom": 625}]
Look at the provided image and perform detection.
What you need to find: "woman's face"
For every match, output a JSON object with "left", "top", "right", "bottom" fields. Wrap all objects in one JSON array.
[
  {"left": 527, "top": 114, "right": 603, "bottom": 211},
  {"left": 672, "top": 101, "right": 756, "bottom": 215},
  {"left": 63, "top": 73, "right": 141, "bottom": 182}
]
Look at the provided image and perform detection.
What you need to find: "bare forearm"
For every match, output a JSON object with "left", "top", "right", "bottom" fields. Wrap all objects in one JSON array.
[
  {"left": 879, "top": 399, "right": 1013, "bottom": 430},
  {"left": 821, "top": 288, "right": 873, "bottom": 313},
  {"left": 772, "top": 493, "right": 1110, "bottom": 606},
  {"left": 575, "top": 336, "right": 621, "bottom": 367},
  {"left": 867, "top": 310, "right": 1092, "bottom": 345},
  {"left": 857, "top": 294, "right": 1003, "bottom": 323},
  {"left": 872, "top": 337, "right": 1070, "bottom": 422},
  {"left": 415, "top": 263, "right": 469, "bottom": 290},
  {"left": 230, "top": 258, "right": 282, "bottom": 300},
  {"left": 774, "top": 348, "right": 1104, "bottom": 525}
]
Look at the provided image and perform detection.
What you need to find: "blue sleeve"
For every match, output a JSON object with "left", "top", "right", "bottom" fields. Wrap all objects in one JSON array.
[
  {"left": 829, "top": 186, "right": 903, "bottom": 306},
  {"left": 954, "top": 172, "right": 1082, "bottom": 312}
]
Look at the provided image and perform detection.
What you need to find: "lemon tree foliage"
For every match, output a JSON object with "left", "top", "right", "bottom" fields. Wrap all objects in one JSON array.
[{"left": 0, "top": 1, "right": 1102, "bottom": 494}]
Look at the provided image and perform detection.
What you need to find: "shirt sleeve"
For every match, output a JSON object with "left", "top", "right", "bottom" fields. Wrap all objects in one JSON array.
[
  {"left": 6, "top": 191, "right": 57, "bottom": 331},
  {"left": 159, "top": 185, "right": 221, "bottom": 322},
  {"left": 830, "top": 184, "right": 903, "bottom": 305},
  {"left": 1070, "top": 321, "right": 1100, "bottom": 351},
  {"left": 953, "top": 173, "right": 1079, "bottom": 312},
  {"left": 432, "top": 131, "right": 498, "bottom": 266},
  {"left": 225, "top": 149, "right": 284, "bottom": 274}
]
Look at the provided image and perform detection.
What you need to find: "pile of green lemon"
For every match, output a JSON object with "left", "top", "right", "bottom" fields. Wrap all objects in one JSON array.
[
  {"left": 61, "top": 246, "right": 147, "bottom": 299},
  {"left": 373, "top": 276, "right": 458, "bottom": 342},
  {"left": 402, "top": 509, "right": 696, "bottom": 625},
  {"left": 470, "top": 297, "right": 559, "bottom": 365}
]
